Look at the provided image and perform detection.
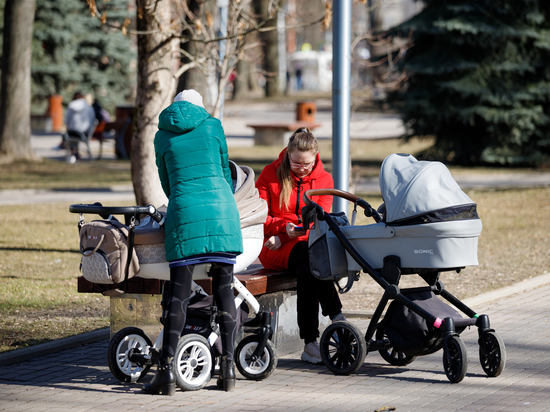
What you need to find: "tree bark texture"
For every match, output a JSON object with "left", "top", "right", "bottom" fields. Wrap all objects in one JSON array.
[
  {"left": 132, "top": 0, "right": 173, "bottom": 206},
  {"left": 232, "top": 58, "right": 249, "bottom": 100},
  {"left": 175, "top": 0, "right": 207, "bottom": 97},
  {"left": 0, "top": 0, "right": 38, "bottom": 162},
  {"left": 254, "top": 0, "right": 281, "bottom": 97},
  {"left": 368, "top": 0, "right": 385, "bottom": 86}
]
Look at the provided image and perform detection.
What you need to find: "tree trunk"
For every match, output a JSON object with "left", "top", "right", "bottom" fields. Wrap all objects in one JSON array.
[
  {"left": 176, "top": 0, "right": 206, "bottom": 97},
  {"left": 368, "top": 0, "right": 385, "bottom": 86},
  {"left": 0, "top": 0, "right": 38, "bottom": 163},
  {"left": 132, "top": 0, "right": 173, "bottom": 206},
  {"left": 232, "top": 58, "right": 249, "bottom": 100},
  {"left": 254, "top": 0, "right": 280, "bottom": 97}
]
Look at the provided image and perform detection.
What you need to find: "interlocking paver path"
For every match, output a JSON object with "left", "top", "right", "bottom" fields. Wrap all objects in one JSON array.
[{"left": 2, "top": 280, "right": 550, "bottom": 411}]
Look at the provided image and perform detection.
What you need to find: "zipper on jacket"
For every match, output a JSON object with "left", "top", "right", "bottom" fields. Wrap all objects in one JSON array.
[{"left": 295, "top": 178, "right": 303, "bottom": 223}]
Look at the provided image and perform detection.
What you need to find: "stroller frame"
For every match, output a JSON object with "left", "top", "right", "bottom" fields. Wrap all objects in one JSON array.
[
  {"left": 302, "top": 189, "right": 505, "bottom": 383},
  {"left": 70, "top": 203, "right": 277, "bottom": 391}
]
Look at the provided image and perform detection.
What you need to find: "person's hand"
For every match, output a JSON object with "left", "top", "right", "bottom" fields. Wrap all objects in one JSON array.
[
  {"left": 264, "top": 236, "right": 282, "bottom": 250},
  {"left": 286, "top": 222, "right": 306, "bottom": 239}
]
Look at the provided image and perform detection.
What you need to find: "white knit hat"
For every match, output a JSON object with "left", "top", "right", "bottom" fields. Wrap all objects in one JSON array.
[{"left": 173, "top": 89, "right": 205, "bottom": 108}]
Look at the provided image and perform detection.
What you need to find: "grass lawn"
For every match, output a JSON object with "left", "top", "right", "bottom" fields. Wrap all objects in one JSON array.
[
  {"left": 1, "top": 137, "right": 549, "bottom": 353},
  {"left": 0, "top": 158, "right": 131, "bottom": 190},
  {"left": 0, "top": 202, "right": 111, "bottom": 353}
]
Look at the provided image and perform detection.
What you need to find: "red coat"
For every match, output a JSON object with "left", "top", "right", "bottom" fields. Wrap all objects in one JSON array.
[{"left": 255, "top": 149, "right": 333, "bottom": 270}]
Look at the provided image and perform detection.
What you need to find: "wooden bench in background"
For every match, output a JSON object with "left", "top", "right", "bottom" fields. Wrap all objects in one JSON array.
[
  {"left": 247, "top": 122, "right": 321, "bottom": 146},
  {"left": 247, "top": 100, "right": 321, "bottom": 146}
]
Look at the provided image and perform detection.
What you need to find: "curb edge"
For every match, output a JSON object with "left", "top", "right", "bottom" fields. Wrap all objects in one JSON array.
[{"left": 0, "top": 327, "right": 109, "bottom": 367}]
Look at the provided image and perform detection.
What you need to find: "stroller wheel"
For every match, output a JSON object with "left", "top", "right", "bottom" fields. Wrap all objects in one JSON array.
[
  {"left": 107, "top": 327, "right": 153, "bottom": 383},
  {"left": 173, "top": 334, "right": 213, "bottom": 391},
  {"left": 479, "top": 331, "right": 506, "bottom": 377},
  {"left": 375, "top": 322, "right": 417, "bottom": 366},
  {"left": 320, "top": 322, "right": 367, "bottom": 375},
  {"left": 443, "top": 335, "right": 468, "bottom": 383},
  {"left": 235, "top": 335, "right": 278, "bottom": 381}
]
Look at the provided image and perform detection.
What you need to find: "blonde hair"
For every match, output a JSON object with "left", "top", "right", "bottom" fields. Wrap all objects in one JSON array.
[{"left": 276, "top": 127, "right": 319, "bottom": 211}]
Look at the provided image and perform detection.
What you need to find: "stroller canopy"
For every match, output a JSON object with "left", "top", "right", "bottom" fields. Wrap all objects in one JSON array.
[{"left": 379, "top": 154, "right": 477, "bottom": 224}]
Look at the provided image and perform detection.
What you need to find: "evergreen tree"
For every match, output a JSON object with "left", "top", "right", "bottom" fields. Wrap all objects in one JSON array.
[
  {"left": 31, "top": 0, "right": 135, "bottom": 114},
  {"left": 387, "top": 0, "right": 550, "bottom": 166}
]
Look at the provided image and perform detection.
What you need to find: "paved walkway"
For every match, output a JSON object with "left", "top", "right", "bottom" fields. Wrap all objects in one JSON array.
[{"left": 1, "top": 274, "right": 550, "bottom": 411}]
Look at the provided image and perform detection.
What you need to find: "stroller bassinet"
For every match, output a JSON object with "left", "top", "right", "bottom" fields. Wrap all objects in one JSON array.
[
  {"left": 343, "top": 153, "right": 482, "bottom": 272},
  {"left": 133, "top": 161, "right": 268, "bottom": 280}
]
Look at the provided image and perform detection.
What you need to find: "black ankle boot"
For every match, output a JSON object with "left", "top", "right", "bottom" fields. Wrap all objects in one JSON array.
[
  {"left": 216, "top": 357, "right": 236, "bottom": 392},
  {"left": 142, "top": 362, "right": 176, "bottom": 396}
]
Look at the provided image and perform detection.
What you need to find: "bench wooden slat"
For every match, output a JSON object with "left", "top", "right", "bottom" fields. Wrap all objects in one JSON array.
[
  {"left": 76, "top": 265, "right": 296, "bottom": 296},
  {"left": 247, "top": 122, "right": 321, "bottom": 131}
]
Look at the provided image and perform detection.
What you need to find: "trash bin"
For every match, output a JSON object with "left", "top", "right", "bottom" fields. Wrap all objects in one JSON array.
[
  {"left": 296, "top": 102, "right": 316, "bottom": 122},
  {"left": 47, "top": 95, "right": 63, "bottom": 132}
]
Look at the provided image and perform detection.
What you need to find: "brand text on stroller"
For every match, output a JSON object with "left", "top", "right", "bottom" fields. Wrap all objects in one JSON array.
[{"left": 414, "top": 249, "right": 434, "bottom": 255}]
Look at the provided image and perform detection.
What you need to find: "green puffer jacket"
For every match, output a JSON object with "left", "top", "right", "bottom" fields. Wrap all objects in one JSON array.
[{"left": 154, "top": 101, "right": 243, "bottom": 262}]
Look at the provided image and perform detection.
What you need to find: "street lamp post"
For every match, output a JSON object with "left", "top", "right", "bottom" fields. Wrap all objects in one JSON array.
[{"left": 332, "top": 0, "right": 352, "bottom": 215}]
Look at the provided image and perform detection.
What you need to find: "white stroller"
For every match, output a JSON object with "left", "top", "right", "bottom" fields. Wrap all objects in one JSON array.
[
  {"left": 70, "top": 162, "right": 277, "bottom": 391},
  {"left": 301, "top": 153, "right": 505, "bottom": 383}
]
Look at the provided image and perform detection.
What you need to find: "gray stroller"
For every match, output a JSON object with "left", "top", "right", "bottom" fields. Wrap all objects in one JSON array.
[{"left": 302, "top": 153, "right": 505, "bottom": 383}]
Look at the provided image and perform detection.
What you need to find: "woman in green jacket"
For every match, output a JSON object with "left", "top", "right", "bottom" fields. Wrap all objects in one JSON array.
[{"left": 143, "top": 90, "right": 243, "bottom": 395}]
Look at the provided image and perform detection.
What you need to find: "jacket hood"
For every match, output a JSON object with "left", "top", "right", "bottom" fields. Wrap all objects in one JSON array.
[
  {"left": 67, "top": 98, "right": 90, "bottom": 111},
  {"left": 158, "top": 101, "right": 211, "bottom": 134},
  {"left": 272, "top": 148, "right": 325, "bottom": 183}
]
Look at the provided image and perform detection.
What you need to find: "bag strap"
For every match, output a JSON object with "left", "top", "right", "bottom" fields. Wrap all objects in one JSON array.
[
  {"left": 117, "top": 216, "right": 136, "bottom": 293},
  {"left": 335, "top": 272, "right": 358, "bottom": 294},
  {"left": 81, "top": 234, "right": 105, "bottom": 256}
]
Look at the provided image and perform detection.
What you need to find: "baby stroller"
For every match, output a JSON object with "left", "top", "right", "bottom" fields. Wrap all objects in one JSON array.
[
  {"left": 301, "top": 154, "right": 505, "bottom": 383},
  {"left": 70, "top": 162, "right": 278, "bottom": 391}
]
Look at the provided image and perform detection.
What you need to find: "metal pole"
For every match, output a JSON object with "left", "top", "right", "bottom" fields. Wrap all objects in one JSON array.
[
  {"left": 218, "top": 0, "right": 228, "bottom": 121},
  {"left": 332, "top": 0, "right": 352, "bottom": 215}
]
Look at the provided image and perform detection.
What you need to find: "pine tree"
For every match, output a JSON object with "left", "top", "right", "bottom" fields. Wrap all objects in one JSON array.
[
  {"left": 31, "top": 0, "right": 135, "bottom": 114},
  {"left": 387, "top": 0, "right": 550, "bottom": 166}
]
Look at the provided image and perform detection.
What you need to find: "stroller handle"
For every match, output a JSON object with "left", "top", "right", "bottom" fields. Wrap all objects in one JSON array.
[
  {"left": 302, "top": 188, "right": 382, "bottom": 225},
  {"left": 69, "top": 203, "right": 165, "bottom": 224}
]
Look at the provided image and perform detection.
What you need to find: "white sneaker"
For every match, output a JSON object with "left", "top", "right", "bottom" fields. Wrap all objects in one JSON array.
[
  {"left": 301, "top": 341, "right": 322, "bottom": 364},
  {"left": 332, "top": 313, "right": 347, "bottom": 324}
]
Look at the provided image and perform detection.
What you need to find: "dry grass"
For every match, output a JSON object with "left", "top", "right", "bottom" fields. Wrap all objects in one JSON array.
[
  {"left": 0, "top": 203, "right": 110, "bottom": 352},
  {"left": 0, "top": 158, "right": 131, "bottom": 190},
  {"left": 229, "top": 137, "right": 436, "bottom": 178}
]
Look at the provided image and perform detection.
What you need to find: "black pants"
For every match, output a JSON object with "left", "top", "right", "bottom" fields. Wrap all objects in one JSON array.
[
  {"left": 161, "top": 262, "right": 237, "bottom": 363},
  {"left": 288, "top": 241, "right": 342, "bottom": 344}
]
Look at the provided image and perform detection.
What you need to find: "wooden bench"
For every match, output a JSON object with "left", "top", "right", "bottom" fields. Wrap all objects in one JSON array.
[
  {"left": 77, "top": 265, "right": 304, "bottom": 355},
  {"left": 77, "top": 264, "right": 295, "bottom": 297},
  {"left": 247, "top": 121, "right": 321, "bottom": 146}
]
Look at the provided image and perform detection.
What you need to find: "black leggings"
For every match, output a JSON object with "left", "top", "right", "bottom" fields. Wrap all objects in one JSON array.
[
  {"left": 161, "top": 262, "right": 237, "bottom": 363},
  {"left": 288, "top": 241, "right": 342, "bottom": 344}
]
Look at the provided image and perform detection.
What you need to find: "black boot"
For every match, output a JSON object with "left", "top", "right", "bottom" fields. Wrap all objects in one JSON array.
[
  {"left": 142, "top": 362, "right": 176, "bottom": 396},
  {"left": 217, "top": 357, "right": 236, "bottom": 392}
]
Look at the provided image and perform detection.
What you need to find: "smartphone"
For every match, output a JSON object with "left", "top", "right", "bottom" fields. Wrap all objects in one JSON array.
[{"left": 294, "top": 226, "right": 303, "bottom": 231}]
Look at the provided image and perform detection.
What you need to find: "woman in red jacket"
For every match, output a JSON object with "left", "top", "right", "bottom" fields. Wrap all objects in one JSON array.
[{"left": 256, "top": 128, "right": 345, "bottom": 364}]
